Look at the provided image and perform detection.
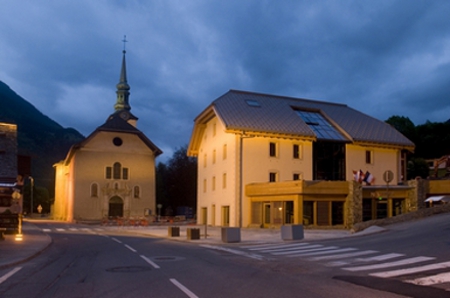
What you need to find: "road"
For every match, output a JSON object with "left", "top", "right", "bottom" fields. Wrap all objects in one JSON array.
[{"left": 3, "top": 214, "right": 450, "bottom": 297}]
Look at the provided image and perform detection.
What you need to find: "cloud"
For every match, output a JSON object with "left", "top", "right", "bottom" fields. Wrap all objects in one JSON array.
[{"left": 2, "top": 0, "right": 450, "bottom": 160}]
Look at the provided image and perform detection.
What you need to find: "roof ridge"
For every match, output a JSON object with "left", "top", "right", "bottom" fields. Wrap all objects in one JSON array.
[{"left": 228, "top": 89, "right": 348, "bottom": 108}]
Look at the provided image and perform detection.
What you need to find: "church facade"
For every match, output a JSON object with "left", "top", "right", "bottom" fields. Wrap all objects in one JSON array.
[{"left": 53, "top": 50, "right": 162, "bottom": 222}]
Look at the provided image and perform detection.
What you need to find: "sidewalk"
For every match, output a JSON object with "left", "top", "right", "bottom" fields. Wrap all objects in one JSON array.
[{"left": 0, "top": 220, "right": 385, "bottom": 269}]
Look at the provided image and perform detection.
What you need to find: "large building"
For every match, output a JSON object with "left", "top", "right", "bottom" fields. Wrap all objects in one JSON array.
[
  {"left": 187, "top": 90, "right": 415, "bottom": 228},
  {"left": 53, "top": 50, "right": 162, "bottom": 222}
]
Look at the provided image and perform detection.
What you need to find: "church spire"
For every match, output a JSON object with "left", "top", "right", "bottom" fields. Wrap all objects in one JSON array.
[{"left": 114, "top": 36, "right": 131, "bottom": 112}]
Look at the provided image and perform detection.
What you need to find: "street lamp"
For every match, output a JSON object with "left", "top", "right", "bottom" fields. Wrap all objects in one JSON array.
[
  {"left": 29, "top": 176, "right": 34, "bottom": 216},
  {"left": 11, "top": 190, "right": 23, "bottom": 241}
]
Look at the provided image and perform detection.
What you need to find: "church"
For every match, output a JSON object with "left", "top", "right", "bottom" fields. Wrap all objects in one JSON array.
[{"left": 53, "top": 49, "right": 162, "bottom": 222}]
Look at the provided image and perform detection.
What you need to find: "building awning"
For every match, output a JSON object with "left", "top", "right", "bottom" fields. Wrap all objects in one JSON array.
[{"left": 425, "top": 196, "right": 450, "bottom": 203}]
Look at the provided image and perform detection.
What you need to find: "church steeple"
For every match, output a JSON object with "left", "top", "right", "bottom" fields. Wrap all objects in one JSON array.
[{"left": 114, "top": 46, "right": 131, "bottom": 112}]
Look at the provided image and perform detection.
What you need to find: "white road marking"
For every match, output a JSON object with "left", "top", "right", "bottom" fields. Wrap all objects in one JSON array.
[
  {"left": 405, "top": 271, "right": 450, "bottom": 285},
  {"left": 288, "top": 247, "right": 358, "bottom": 257},
  {"left": 0, "top": 267, "right": 22, "bottom": 284},
  {"left": 140, "top": 255, "right": 160, "bottom": 269},
  {"left": 261, "top": 244, "right": 320, "bottom": 253},
  {"left": 343, "top": 256, "right": 435, "bottom": 272},
  {"left": 69, "top": 228, "right": 77, "bottom": 231},
  {"left": 370, "top": 261, "right": 450, "bottom": 278},
  {"left": 42, "top": 228, "right": 51, "bottom": 232},
  {"left": 271, "top": 245, "right": 325, "bottom": 255},
  {"left": 244, "top": 243, "right": 311, "bottom": 251},
  {"left": 354, "top": 253, "right": 405, "bottom": 262},
  {"left": 111, "top": 237, "right": 122, "bottom": 243},
  {"left": 170, "top": 278, "right": 199, "bottom": 298},
  {"left": 124, "top": 244, "right": 137, "bottom": 253},
  {"left": 201, "top": 244, "right": 265, "bottom": 260},
  {"left": 56, "top": 228, "right": 65, "bottom": 232},
  {"left": 314, "top": 250, "right": 378, "bottom": 261}
]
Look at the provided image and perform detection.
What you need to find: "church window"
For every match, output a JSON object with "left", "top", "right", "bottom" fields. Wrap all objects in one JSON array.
[
  {"left": 113, "top": 137, "right": 123, "bottom": 146},
  {"left": 113, "top": 162, "right": 121, "bottom": 179},
  {"left": 106, "top": 162, "right": 129, "bottom": 180},
  {"left": 134, "top": 186, "right": 140, "bottom": 198},
  {"left": 106, "top": 167, "right": 112, "bottom": 179},
  {"left": 91, "top": 183, "right": 98, "bottom": 197}
]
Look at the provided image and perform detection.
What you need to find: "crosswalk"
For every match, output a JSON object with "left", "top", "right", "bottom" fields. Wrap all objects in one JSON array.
[
  {"left": 41, "top": 227, "right": 104, "bottom": 233},
  {"left": 239, "top": 242, "right": 450, "bottom": 289}
]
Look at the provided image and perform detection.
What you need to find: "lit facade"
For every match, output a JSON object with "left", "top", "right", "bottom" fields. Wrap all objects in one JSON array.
[{"left": 188, "top": 90, "right": 414, "bottom": 228}]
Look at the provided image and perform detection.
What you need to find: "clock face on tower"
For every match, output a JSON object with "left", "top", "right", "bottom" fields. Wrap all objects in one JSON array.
[{"left": 120, "top": 111, "right": 129, "bottom": 120}]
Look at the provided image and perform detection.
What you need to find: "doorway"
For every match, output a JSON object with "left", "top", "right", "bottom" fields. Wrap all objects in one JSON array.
[
  {"left": 263, "top": 203, "right": 271, "bottom": 228},
  {"left": 108, "top": 196, "right": 123, "bottom": 217}
]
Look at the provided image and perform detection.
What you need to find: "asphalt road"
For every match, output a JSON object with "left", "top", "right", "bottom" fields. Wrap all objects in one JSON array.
[{"left": 0, "top": 221, "right": 407, "bottom": 298}]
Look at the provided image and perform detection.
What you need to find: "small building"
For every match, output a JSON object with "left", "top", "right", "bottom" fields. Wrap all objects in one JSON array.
[
  {"left": 53, "top": 50, "right": 162, "bottom": 222},
  {"left": 187, "top": 90, "right": 415, "bottom": 228}
]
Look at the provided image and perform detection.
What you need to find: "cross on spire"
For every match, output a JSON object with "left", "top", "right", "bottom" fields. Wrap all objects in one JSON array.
[{"left": 122, "top": 35, "right": 127, "bottom": 53}]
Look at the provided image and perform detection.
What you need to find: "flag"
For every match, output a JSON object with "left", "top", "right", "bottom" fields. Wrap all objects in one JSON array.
[
  {"left": 364, "top": 171, "right": 375, "bottom": 185},
  {"left": 358, "top": 170, "right": 365, "bottom": 183}
]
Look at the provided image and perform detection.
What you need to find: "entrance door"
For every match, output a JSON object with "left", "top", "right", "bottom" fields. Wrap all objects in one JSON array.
[
  {"left": 109, "top": 196, "right": 124, "bottom": 217},
  {"left": 263, "top": 203, "right": 271, "bottom": 228}
]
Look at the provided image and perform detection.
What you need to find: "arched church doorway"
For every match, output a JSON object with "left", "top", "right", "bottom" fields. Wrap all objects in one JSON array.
[{"left": 109, "top": 196, "right": 124, "bottom": 217}]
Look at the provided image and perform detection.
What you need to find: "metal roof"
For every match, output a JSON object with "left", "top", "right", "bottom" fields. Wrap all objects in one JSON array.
[{"left": 208, "top": 90, "right": 414, "bottom": 149}]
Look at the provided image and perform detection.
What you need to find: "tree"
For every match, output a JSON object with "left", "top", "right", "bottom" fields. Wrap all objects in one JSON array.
[
  {"left": 407, "top": 158, "right": 430, "bottom": 179},
  {"left": 156, "top": 145, "right": 197, "bottom": 216},
  {"left": 385, "top": 115, "right": 416, "bottom": 142}
]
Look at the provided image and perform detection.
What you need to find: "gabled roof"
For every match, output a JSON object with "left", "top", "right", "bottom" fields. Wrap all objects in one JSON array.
[
  {"left": 188, "top": 90, "right": 414, "bottom": 155},
  {"left": 59, "top": 114, "right": 162, "bottom": 165}
]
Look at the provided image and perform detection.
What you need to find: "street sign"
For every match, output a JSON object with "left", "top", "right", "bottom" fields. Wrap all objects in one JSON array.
[{"left": 383, "top": 170, "right": 394, "bottom": 183}]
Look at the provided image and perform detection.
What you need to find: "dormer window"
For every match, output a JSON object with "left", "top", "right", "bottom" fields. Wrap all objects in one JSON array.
[{"left": 246, "top": 99, "right": 261, "bottom": 107}]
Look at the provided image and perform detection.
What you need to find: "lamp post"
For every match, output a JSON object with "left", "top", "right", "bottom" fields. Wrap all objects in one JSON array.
[
  {"left": 11, "top": 190, "right": 23, "bottom": 241},
  {"left": 29, "top": 176, "right": 34, "bottom": 217}
]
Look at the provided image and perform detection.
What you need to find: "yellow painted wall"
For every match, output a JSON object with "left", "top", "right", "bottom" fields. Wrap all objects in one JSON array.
[
  {"left": 346, "top": 144, "right": 400, "bottom": 185},
  {"left": 53, "top": 131, "right": 157, "bottom": 221}
]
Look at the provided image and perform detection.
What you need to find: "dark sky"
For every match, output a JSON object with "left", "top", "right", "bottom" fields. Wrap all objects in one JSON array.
[{"left": 1, "top": 1, "right": 450, "bottom": 161}]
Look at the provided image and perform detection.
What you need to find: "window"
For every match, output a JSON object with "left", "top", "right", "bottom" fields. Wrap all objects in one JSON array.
[
  {"left": 293, "top": 173, "right": 302, "bottom": 180},
  {"left": 91, "top": 183, "right": 98, "bottom": 197},
  {"left": 269, "top": 142, "right": 277, "bottom": 157},
  {"left": 213, "top": 123, "right": 216, "bottom": 136},
  {"left": 203, "top": 179, "right": 207, "bottom": 193},
  {"left": 213, "top": 149, "right": 216, "bottom": 164},
  {"left": 222, "top": 173, "right": 227, "bottom": 189},
  {"left": 269, "top": 172, "right": 278, "bottom": 182},
  {"left": 223, "top": 144, "right": 227, "bottom": 160},
  {"left": 246, "top": 99, "right": 261, "bottom": 107},
  {"left": 295, "top": 110, "right": 346, "bottom": 141},
  {"left": 106, "top": 167, "right": 112, "bottom": 179},
  {"left": 203, "top": 154, "right": 207, "bottom": 167},
  {"left": 106, "top": 162, "right": 129, "bottom": 180},
  {"left": 222, "top": 206, "right": 230, "bottom": 226},
  {"left": 212, "top": 176, "right": 216, "bottom": 191},
  {"left": 113, "top": 162, "right": 121, "bottom": 179},
  {"left": 293, "top": 144, "right": 302, "bottom": 159},
  {"left": 134, "top": 186, "right": 140, "bottom": 198},
  {"left": 366, "top": 150, "right": 373, "bottom": 164}
]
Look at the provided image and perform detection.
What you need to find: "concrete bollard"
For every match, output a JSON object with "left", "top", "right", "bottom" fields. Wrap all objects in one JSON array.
[
  {"left": 281, "top": 224, "right": 304, "bottom": 240},
  {"left": 187, "top": 228, "right": 200, "bottom": 240},
  {"left": 221, "top": 227, "right": 241, "bottom": 243},
  {"left": 168, "top": 226, "right": 180, "bottom": 237}
]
